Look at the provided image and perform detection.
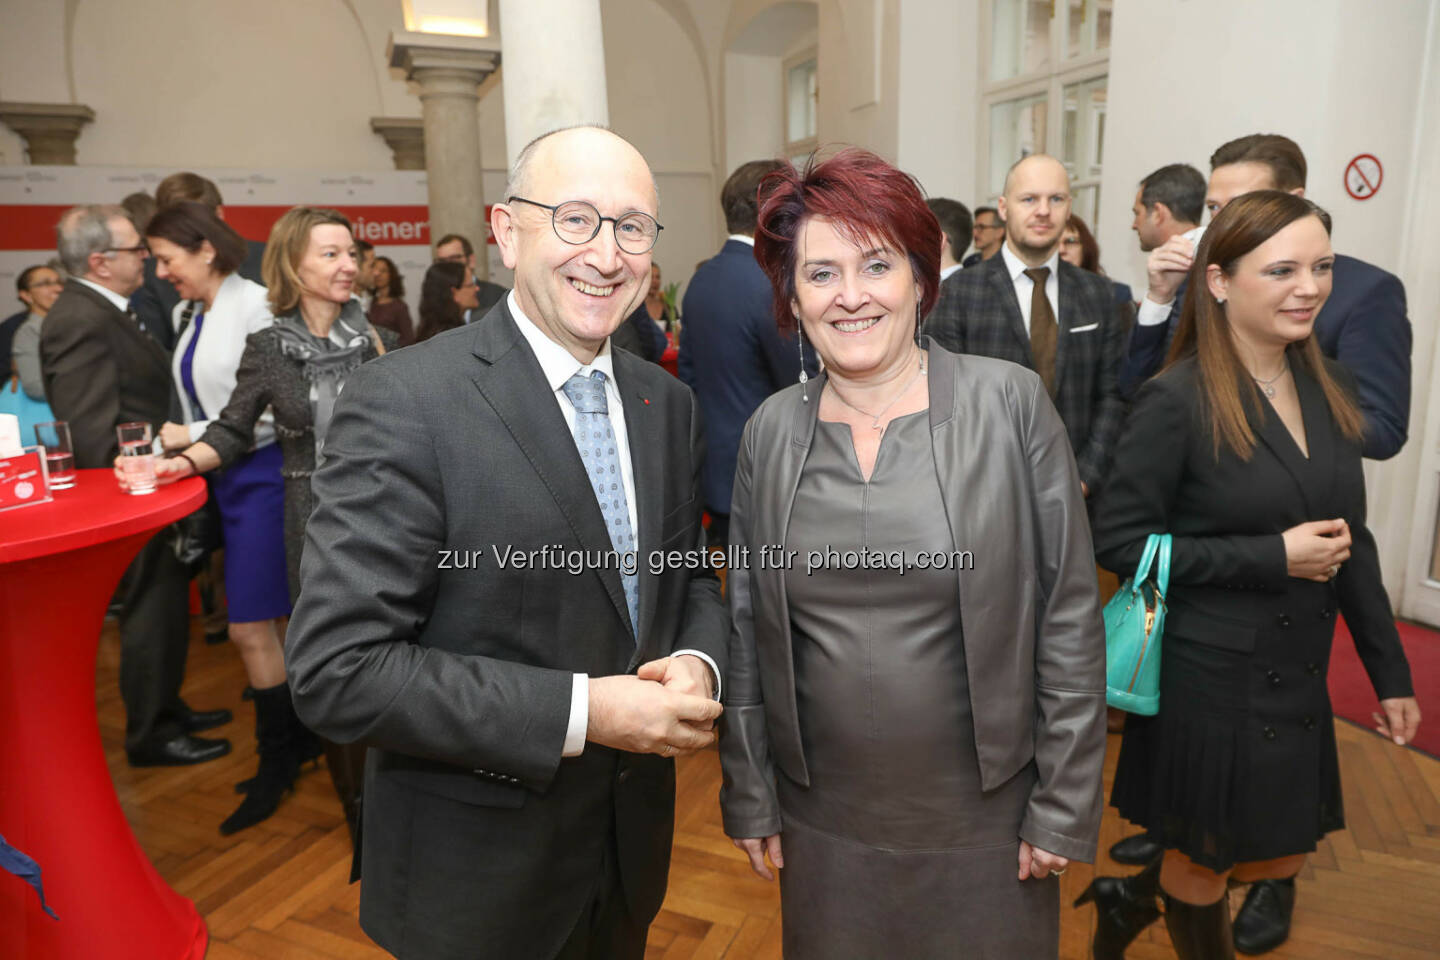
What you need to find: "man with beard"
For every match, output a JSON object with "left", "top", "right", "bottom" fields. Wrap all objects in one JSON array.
[{"left": 926, "top": 154, "right": 1128, "bottom": 497}]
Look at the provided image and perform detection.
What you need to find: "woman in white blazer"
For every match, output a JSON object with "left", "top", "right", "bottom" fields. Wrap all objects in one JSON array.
[{"left": 147, "top": 202, "right": 316, "bottom": 835}]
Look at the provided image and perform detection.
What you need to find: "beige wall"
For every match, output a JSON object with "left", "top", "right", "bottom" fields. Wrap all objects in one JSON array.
[{"left": 0, "top": 0, "right": 719, "bottom": 294}]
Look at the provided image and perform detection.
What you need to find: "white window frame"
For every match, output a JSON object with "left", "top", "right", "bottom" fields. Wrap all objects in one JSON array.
[
  {"left": 978, "top": 1, "right": 1110, "bottom": 222},
  {"left": 783, "top": 47, "right": 819, "bottom": 163}
]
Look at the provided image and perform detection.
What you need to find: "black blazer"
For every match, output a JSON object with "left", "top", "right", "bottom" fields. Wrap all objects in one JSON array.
[
  {"left": 678, "top": 239, "right": 816, "bottom": 516},
  {"left": 924, "top": 253, "right": 1129, "bottom": 491},
  {"left": 1092, "top": 355, "right": 1412, "bottom": 701},
  {"left": 39, "top": 280, "right": 172, "bottom": 468},
  {"left": 284, "top": 300, "right": 729, "bottom": 960},
  {"left": 1116, "top": 256, "right": 1409, "bottom": 459}
]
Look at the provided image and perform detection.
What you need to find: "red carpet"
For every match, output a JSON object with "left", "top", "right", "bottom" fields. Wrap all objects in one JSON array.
[{"left": 1329, "top": 617, "right": 1440, "bottom": 757}]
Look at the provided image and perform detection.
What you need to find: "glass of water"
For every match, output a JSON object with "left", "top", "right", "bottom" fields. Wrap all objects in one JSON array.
[
  {"left": 34, "top": 421, "right": 76, "bottom": 490},
  {"left": 117, "top": 422, "right": 157, "bottom": 495}
]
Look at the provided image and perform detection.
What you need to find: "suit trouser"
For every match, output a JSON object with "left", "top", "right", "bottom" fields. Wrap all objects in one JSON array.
[
  {"left": 553, "top": 826, "right": 648, "bottom": 960},
  {"left": 116, "top": 531, "right": 192, "bottom": 753}
]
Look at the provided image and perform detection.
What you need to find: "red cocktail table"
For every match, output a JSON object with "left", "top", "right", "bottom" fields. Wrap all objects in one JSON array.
[{"left": 0, "top": 469, "right": 208, "bottom": 959}]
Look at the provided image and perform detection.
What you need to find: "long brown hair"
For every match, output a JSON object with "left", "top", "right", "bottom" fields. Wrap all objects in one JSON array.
[{"left": 1165, "top": 190, "right": 1363, "bottom": 459}]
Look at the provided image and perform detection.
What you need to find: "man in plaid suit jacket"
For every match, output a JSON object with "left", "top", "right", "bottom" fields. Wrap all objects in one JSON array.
[{"left": 926, "top": 155, "right": 1129, "bottom": 496}]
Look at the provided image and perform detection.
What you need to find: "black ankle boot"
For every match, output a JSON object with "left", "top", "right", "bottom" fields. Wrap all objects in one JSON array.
[
  {"left": 1232, "top": 877, "right": 1295, "bottom": 955},
  {"left": 1074, "top": 857, "right": 1162, "bottom": 959},
  {"left": 1164, "top": 891, "right": 1235, "bottom": 960},
  {"left": 221, "top": 684, "right": 302, "bottom": 835},
  {"left": 1110, "top": 832, "right": 1164, "bottom": 866},
  {"left": 235, "top": 700, "right": 322, "bottom": 793}
]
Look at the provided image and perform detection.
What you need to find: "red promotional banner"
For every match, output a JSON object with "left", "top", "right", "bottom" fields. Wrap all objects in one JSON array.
[{"left": 0, "top": 204, "right": 437, "bottom": 249}]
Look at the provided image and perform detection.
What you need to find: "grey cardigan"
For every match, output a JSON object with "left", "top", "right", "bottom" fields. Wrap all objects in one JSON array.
[{"left": 718, "top": 341, "right": 1108, "bottom": 862}]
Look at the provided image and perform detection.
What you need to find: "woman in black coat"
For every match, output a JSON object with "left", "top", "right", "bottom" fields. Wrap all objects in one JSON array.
[{"left": 1083, "top": 192, "right": 1419, "bottom": 959}]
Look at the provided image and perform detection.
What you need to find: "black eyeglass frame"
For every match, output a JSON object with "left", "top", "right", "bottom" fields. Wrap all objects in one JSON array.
[
  {"left": 104, "top": 244, "right": 149, "bottom": 256},
  {"left": 507, "top": 196, "right": 663, "bottom": 254}
]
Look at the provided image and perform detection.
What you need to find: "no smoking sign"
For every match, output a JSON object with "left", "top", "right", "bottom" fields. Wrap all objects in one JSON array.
[{"left": 1344, "top": 154, "right": 1383, "bottom": 200}]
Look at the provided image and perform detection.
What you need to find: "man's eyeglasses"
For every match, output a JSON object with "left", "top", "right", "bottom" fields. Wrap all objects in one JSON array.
[
  {"left": 105, "top": 244, "right": 148, "bottom": 256},
  {"left": 974, "top": 222, "right": 1004, "bottom": 232},
  {"left": 24, "top": 279, "right": 62, "bottom": 290},
  {"left": 507, "top": 197, "right": 662, "bottom": 255}
]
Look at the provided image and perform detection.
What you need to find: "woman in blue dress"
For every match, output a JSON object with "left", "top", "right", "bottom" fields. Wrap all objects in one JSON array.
[{"left": 147, "top": 202, "right": 313, "bottom": 835}]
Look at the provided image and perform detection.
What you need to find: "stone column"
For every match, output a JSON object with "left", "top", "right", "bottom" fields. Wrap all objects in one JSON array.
[
  {"left": 388, "top": 32, "right": 500, "bottom": 279},
  {"left": 497, "top": 0, "right": 609, "bottom": 166},
  {"left": 370, "top": 117, "right": 426, "bottom": 170},
  {"left": 0, "top": 102, "right": 95, "bottom": 165}
]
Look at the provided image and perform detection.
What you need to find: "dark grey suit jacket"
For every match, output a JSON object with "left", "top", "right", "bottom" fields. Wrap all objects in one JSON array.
[
  {"left": 285, "top": 300, "right": 728, "bottom": 960},
  {"left": 39, "top": 280, "right": 172, "bottom": 467},
  {"left": 925, "top": 254, "right": 1129, "bottom": 492},
  {"left": 718, "top": 343, "right": 1107, "bottom": 862}
]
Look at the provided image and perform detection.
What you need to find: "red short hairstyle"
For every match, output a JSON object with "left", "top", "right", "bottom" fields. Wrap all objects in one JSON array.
[{"left": 754, "top": 148, "right": 940, "bottom": 333}]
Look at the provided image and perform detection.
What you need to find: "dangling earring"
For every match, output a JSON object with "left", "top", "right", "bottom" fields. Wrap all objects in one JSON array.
[
  {"left": 797, "top": 321, "right": 810, "bottom": 403},
  {"left": 914, "top": 302, "right": 924, "bottom": 348}
]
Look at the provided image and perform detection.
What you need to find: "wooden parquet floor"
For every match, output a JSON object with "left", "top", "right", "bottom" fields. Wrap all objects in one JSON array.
[{"left": 100, "top": 622, "right": 1440, "bottom": 959}]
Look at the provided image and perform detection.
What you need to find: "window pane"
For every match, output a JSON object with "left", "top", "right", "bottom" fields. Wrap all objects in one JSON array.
[
  {"left": 1061, "top": 75, "right": 1106, "bottom": 184},
  {"left": 1066, "top": 0, "right": 1112, "bottom": 59},
  {"left": 787, "top": 59, "right": 818, "bottom": 144},
  {"left": 988, "top": 93, "right": 1048, "bottom": 198},
  {"left": 990, "top": 0, "right": 1052, "bottom": 83}
]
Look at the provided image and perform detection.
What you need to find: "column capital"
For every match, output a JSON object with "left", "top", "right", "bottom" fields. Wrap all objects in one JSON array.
[
  {"left": 370, "top": 117, "right": 426, "bottom": 170},
  {"left": 387, "top": 31, "right": 501, "bottom": 84},
  {"left": 0, "top": 101, "right": 95, "bottom": 165}
]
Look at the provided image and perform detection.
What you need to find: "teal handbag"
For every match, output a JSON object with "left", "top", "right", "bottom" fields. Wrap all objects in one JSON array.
[
  {"left": 0, "top": 378, "right": 55, "bottom": 441},
  {"left": 1103, "top": 533, "right": 1170, "bottom": 715}
]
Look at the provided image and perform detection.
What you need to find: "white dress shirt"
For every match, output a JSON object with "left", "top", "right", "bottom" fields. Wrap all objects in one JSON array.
[
  {"left": 940, "top": 262, "right": 963, "bottom": 282},
  {"left": 1136, "top": 225, "right": 1206, "bottom": 327},
  {"left": 507, "top": 292, "right": 720, "bottom": 756},
  {"left": 999, "top": 243, "right": 1061, "bottom": 335},
  {"left": 727, "top": 233, "right": 756, "bottom": 247},
  {"left": 77, "top": 276, "right": 133, "bottom": 313}
]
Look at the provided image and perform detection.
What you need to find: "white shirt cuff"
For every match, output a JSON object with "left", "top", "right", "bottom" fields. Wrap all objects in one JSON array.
[
  {"left": 1136, "top": 297, "right": 1174, "bottom": 327},
  {"left": 672, "top": 649, "right": 722, "bottom": 701},
  {"left": 562, "top": 673, "right": 589, "bottom": 757}
]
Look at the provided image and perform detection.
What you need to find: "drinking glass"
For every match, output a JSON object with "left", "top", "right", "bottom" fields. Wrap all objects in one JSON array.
[
  {"left": 116, "top": 422, "right": 157, "bottom": 495},
  {"left": 34, "top": 421, "right": 76, "bottom": 490}
]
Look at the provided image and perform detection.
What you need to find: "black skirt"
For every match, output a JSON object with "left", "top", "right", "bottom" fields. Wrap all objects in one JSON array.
[{"left": 1110, "top": 582, "right": 1345, "bottom": 871}]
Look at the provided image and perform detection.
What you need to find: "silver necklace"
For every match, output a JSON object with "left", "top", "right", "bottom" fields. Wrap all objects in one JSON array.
[
  {"left": 1252, "top": 363, "right": 1288, "bottom": 399},
  {"left": 827, "top": 353, "right": 928, "bottom": 430}
]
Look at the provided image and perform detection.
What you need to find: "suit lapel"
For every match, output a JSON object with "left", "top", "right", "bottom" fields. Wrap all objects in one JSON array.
[
  {"left": 756, "top": 377, "right": 822, "bottom": 741},
  {"left": 468, "top": 306, "right": 634, "bottom": 635},
  {"left": 985, "top": 258, "right": 1030, "bottom": 356},
  {"left": 70, "top": 280, "right": 170, "bottom": 377},
  {"left": 614, "top": 350, "right": 663, "bottom": 661},
  {"left": 1249, "top": 358, "right": 1320, "bottom": 515},
  {"left": 1053, "top": 261, "right": 1096, "bottom": 392}
]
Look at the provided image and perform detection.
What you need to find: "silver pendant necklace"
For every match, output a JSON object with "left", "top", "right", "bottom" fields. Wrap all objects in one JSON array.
[
  {"left": 827, "top": 352, "right": 928, "bottom": 430},
  {"left": 1252, "top": 363, "right": 1288, "bottom": 399}
]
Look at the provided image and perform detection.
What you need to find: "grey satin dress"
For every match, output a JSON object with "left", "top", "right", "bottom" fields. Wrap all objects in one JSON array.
[{"left": 776, "top": 412, "right": 1058, "bottom": 959}]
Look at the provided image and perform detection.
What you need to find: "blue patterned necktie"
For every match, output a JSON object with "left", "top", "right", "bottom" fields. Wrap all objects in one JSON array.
[{"left": 561, "top": 371, "right": 639, "bottom": 635}]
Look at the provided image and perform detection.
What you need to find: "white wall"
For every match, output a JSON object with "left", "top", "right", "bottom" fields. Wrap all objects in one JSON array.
[
  {"left": 725, "top": 52, "right": 786, "bottom": 173},
  {"left": 1098, "top": 0, "right": 1434, "bottom": 294},
  {"left": 895, "top": 0, "right": 980, "bottom": 210}
]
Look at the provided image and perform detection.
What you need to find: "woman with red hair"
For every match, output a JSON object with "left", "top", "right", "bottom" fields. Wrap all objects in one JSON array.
[{"left": 717, "top": 148, "right": 1108, "bottom": 956}]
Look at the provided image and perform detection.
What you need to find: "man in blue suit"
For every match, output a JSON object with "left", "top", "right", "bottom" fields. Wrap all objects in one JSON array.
[
  {"left": 678, "top": 160, "right": 817, "bottom": 546},
  {"left": 1118, "top": 134, "right": 1410, "bottom": 462}
]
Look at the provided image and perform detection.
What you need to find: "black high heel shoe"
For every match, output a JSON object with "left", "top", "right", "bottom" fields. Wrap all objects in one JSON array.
[{"left": 1074, "top": 858, "right": 1163, "bottom": 959}]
